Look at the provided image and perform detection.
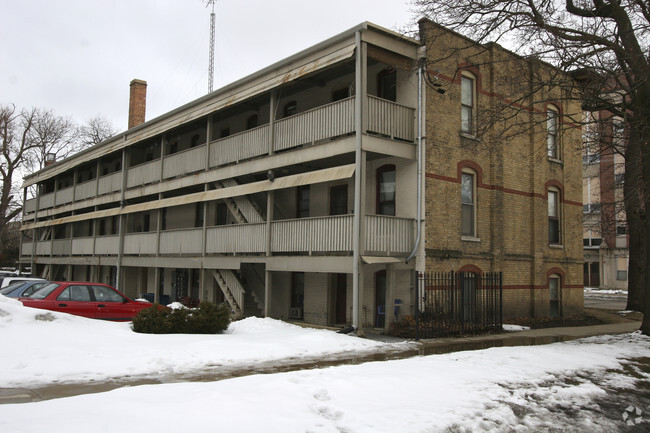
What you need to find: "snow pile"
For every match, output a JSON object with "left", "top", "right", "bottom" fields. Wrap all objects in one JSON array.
[
  {"left": 2, "top": 295, "right": 649, "bottom": 432},
  {"left": 0, "top": 295, "right": 409, "bottom": 388}
]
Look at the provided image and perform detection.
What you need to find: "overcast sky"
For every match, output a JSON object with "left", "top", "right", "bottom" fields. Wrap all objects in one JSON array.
[{"left": 2, "top": 0, "right": 417, "bottom": 133}]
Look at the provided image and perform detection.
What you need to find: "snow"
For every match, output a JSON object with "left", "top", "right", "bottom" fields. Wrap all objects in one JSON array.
[
  {"left": 1, "top": 294, "right": 649, "bottom": 432},
  {"left": 502, "top": 324, "right": 531, "bottom": 331},
  {"left": 584, "top": 287, "right": 628, "bottom": 296}
]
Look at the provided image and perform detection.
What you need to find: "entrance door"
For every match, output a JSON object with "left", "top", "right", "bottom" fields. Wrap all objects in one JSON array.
[
  {"left": 375, "top": 271, "right": 386, "bottom": 328},
  {"left": 335, "top": 274, "right": 347, "bottom": 324}
]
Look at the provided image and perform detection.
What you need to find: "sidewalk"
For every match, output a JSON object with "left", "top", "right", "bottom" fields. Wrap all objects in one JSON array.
[{"left": 0, "top": 315, "right": 642, "bottom": 405}]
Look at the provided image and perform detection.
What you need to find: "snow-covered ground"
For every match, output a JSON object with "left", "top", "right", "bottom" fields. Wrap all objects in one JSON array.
[{"left": 1, "top": 295, "right": 649, "bottom": 432}]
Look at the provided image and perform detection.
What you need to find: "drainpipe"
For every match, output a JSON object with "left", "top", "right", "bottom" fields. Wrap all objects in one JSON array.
[{"left": 406, "top": 58, "right": 424, "bottom": 264}]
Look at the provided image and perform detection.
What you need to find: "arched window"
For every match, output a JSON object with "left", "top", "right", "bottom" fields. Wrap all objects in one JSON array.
[
  {"left": 461, "top": 72, "right": 476, "bottom": 135},
  {"left": 376, "top": 164, "right": 396, "bottom": 216},
  {"left": 461, "top": 168, "right": 477, "bottom": 238},
  {"left": 548, "top": 187, "right": 561, "bottom": 244},
  {"left": 549, "top": 274, "right": 561, "bottom": 317},
  {"left": 284, "top": 101, "right": 297, "bottom": 118},
  {"left": 246, "top": 114, "right": 258, "bottom": 130},
  {"left": 547, "top": 105, "right": 560, "bottom": 159}
]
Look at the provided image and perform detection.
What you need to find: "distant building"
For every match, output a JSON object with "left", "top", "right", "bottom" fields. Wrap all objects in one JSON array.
[
  {"left": 582, "top": 110, "right": 629, "bottom": 290},
  {"left": 19, "top": 20, "right": 583, "bottom": 330}
]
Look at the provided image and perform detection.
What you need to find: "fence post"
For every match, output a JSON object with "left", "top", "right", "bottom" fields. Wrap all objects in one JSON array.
[
  {"left": 415, "top": 270, "right": 420, "bottom": 340},
  {"left": 499, "top": 271, "right": 503, "bottom": 328}
]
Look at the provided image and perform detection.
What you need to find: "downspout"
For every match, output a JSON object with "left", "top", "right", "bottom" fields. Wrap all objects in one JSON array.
[
  {"left": 352, "top": 30, "right": 363, "bottom": 330},
  {"left": 406, "top": 58, "right": 424, "bottom": 264}
]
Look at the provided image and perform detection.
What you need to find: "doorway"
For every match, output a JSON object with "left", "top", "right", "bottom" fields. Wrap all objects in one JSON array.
[{"left": 375, "top": 270, "right": 386, "bottom": 328}]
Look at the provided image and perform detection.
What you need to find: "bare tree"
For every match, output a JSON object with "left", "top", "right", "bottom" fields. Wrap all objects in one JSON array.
[
  {"left": 0, "top": 105, "right": 39, "bottom": 265},
  {"left": 78, "top": 115, "right": 117, "bottom": 147},
  {"left": 0, "top": 106, "right": 116, "bottom": 267},
  {"left": 24, "top": 108, "right": 80, "bottom": 173},
  {"left": 411, "top": 0, "right": 650, "bottom": 333}
]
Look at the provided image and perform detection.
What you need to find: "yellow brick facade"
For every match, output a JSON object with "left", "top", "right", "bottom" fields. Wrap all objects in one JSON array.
[{"left": 419, "top": 20, "right": 583, "bottom": 318}]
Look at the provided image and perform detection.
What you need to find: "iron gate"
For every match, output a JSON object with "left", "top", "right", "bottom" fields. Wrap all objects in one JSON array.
[{"left": 415, "top": 271, "right": 502, "bottom": 338}]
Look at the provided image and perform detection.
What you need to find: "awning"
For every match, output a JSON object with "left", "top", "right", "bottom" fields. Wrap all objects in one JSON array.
[
  {"left": 361, "top": 256, "right": 403, "bottom": 264},
  {"left": 21, "top": 164, "right": 356, "bottom": 231}
]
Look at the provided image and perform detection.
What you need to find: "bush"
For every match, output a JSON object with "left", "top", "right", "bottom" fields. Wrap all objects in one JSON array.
[{"left": 132, "top": 302, "right": 230, "bottom": 334}]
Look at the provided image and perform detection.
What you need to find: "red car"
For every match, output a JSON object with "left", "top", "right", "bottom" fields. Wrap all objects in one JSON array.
[{"left": 20, "top": 282, "right": 153, "bottom": 321}]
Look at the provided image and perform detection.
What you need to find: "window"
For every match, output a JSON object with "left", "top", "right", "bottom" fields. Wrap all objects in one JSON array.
[
  {"left": 547, "top": 106, "right": 559, "bottom": 159},
  {"left": 246, "top": 114, "right": 258, "bottom": 130},
  {"left": 91, "top": 285, "right": 124, "bottom": 303},
  {"left": 549, "top": 275, "right": 560, "bottom": 317},
  {"left": 284, "top": 101, "right": 297, "bottom": 118},
  {"left": 297, "top": 186, "right": 310, "bottom": 218},
  {"left": 548, "top": 189, "right": 561, "bottom": 244},
  {"left": 330, "top": 185, "right": 348, "bottom": 216},
  {"left": 378, "top": 68, "right": 397, "bottom": 102},
  {"left": 291, "top": 272, "right": 304, "bottom": 310},
  {"left": 195, "top": 202, "right": 204, "bottom": 228},
  {"left": 461, "top": 74, "right": 475, "bottom": 134},
  {"left": 617, "top": 225, "right": 627, "bottom": 235},
  {"left": 461, "top": 171, "right": 476, "bottom": 237},
  {"left": 216, "top": 202, "right": 228, "bottom": 226},
  {"left": 617, "top": 270, "right": 628, "bottom": 281},
  {"left": 376, "top": 165, "right": 396, "bottom": 216},
  {"left": 57, "top": 285, "right": 91, "bottom": 302},
  {"left": 332, "top": 87, "right": 349, "bottom": 102},
  {"left": 190, "top": 134, "right": 200, "bottom": 148}
]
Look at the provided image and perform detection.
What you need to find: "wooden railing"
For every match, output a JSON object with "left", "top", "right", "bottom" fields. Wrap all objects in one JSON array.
[
  {"left": 23, "top": 214, "right": 415, "bottom": 258},
  {"left": 273, "top": 97, "right": 355, "bottom": 152},
  {"left": 367, "top": 96, "right": 415, "bottom": 142},
  {"left": 127, "top": 159, "right": 161, "bottom": 188},
  {"left": 160, "top": 228, "right": 203, "bottom": 254},
  {"left": 163, "top": 145, "right": 206, "bottom": 179},
  {"left": 271, "top": 215, "right": 353, "bottom": 253},
  {"left": 209, "top": 125, "right": 269, "bottom": 167}
]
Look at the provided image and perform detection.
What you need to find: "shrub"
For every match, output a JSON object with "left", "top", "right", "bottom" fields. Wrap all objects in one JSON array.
[{"left": 132, "top": 302, "right": 230, "bottom": 334}]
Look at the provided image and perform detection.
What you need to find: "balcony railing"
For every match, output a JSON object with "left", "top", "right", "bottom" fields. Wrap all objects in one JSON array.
[
  {"left": 163, "top": 145, "right": 206, "bottom": 179},
  {"left": 124, "top": 233, "right": 157, "bottom": 255},
  {"left": 271, "top": 215, "right": 353, "bottom": 253},
  {"left": 28, "top": 96, "right": 414, "bottom": 214},
  {"left": 206, "top": 223, "right": 267, "bottom": 254},
  {"left": 160, "top": 228, "right": 203, "bottom": 254},
  {"left": 367, "top": 96, "right": 415, "bottom": 142},
  {"left": 209, "top": 125, "right": 269, "bottom": 167},
  {"left": 24, "top": 214, "right": 413, "bottom": 259},
  {"left": 98, "top": 172, "right": 122, "bottom": 195},
  {"left": 127, "top": 159, "right": 161, "bottom": 188},
  {"left": 75, "top": 180, "right": 97, "bottom": 201},
  {"left": 273, "top": 97, "right": 355, "bottom": 152},
  {"left": 55, "top": 187, "right": 74, "bottom": 206}
]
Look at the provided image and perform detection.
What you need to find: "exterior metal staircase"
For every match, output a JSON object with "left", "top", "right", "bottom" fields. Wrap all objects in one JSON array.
[
  {"left": 216, "top": 179, "right": 264, "bottom": 224},
  {"left": 211, "top": 269, "right": 263, "bottom": 318}
]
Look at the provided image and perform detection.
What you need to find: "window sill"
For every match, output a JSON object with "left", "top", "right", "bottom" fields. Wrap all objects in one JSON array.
[
  {"left": 549, "top": 244, "right": 564, "bottom": 249},
  {"left": 548, "top": 157, "right": 563, "bottom": 166},
  {"left": 460, "top": 132, "right": 479, "bottom": 141},
  {"left": 461, "top": 236, "right": 481, "bottom": 243}
]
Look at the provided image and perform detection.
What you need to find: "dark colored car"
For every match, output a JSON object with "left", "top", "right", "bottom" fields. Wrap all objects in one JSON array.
[
  {"left": 0, "top": 280, "right": 49, "bottom": 298},
  {"left": 20, "top": 282, "right": 153, "bottom": 321}
]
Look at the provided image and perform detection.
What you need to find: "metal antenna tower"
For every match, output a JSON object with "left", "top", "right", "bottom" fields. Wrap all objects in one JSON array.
[{"left": 206, "top": 0, "right": 216, "bottom": 93}]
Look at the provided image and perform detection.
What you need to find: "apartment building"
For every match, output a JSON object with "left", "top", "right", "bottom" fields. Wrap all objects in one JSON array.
[
  {"left": 19, "top": 20, "right": 583, "bottom": 331},
  {"left": 582, "top": 110, "right": 629, "bottom": 290}
]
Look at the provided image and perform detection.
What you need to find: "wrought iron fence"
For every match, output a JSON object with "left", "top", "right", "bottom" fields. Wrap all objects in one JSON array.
[{"left": 415, "top": 271, "right": 502, "bottom": 338}]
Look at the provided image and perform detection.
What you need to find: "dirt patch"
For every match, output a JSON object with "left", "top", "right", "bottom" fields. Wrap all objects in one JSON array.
[{"left": 506, "top": 308, "right": 643, "bottom": 329}]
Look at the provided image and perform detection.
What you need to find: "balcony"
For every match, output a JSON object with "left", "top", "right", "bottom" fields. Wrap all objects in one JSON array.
[
  {"left": 25, "top": 96, "right": 414, "bottom": 216},
  {"left": 23, "top": 215, "right": 414, "bottom": 259}
]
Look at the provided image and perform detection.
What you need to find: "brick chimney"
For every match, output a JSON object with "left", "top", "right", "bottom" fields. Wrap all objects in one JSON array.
[{"left": 128, "top": 79, "right": 147, "bottom": 129}]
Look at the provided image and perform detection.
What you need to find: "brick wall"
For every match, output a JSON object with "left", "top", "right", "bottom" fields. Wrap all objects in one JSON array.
[{"left": 419, "top": 19, "right": 583, "bottom": 319}]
